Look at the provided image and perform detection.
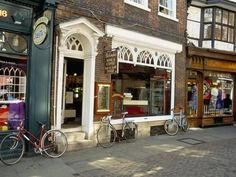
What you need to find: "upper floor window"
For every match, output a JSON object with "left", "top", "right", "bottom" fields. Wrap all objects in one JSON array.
[
  {"left": 124, "top": 0, "right": 150, "bottom": 11},
  {"left": 158, "top": 0, "right": 177, "bottom": 21},
  {"left": 204, "top": 8, "right": 235, "bottom": 43}
]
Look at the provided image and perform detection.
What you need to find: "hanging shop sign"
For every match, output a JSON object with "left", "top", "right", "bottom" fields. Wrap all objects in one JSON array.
[
  {"left": 33, "top": 16, "right": 49, "bottom": 45},
  {"left": 104, "top": 49, "right": 118, "bottom": 74}
]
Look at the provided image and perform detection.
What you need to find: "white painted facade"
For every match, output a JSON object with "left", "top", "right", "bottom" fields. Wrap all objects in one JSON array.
[
  {"left": 56, "top": 18, "right": 104, "bottom": 138},
  {"left": 106, "top": 25, "right": 182, "bottom": 124},
  {"left": 54, "top": 18, "right": 183, "bottom": 138}
]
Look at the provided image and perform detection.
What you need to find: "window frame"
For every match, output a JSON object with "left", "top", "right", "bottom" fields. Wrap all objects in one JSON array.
[
  {"left": 124, "top": 0, "right": 151, "bottom": 12},
  {"left": 158, "top": 0, "right": 178, "bottom": 22},
  {"left": 203, "top": 7, "right": 235, "bottom": 43}
]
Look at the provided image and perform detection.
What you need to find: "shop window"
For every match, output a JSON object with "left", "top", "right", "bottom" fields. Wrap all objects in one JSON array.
[
  {"left": 203, "top": 72, "right": 233, "bottom": 116},
  {"left": 187, "top": 81, "right": 198, "bottom": 116},
  {"left": 0, "top": 62, "right": 26, "bottom": 131},
  {"left": 0, "top": 31, "right": 28, "bottom": 54},
  {"left": 112, "top": 63, "right": 171, "bottom": 117}
]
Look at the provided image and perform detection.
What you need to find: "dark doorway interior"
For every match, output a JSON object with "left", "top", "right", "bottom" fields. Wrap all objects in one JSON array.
[{"left": 62, "top": 57, "right": 84, "bottom": 128}]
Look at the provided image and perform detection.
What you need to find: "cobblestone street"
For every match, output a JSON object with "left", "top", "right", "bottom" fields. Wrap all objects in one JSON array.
[{"left": 1, "top": 126, "right": 236, "bottom": 177}]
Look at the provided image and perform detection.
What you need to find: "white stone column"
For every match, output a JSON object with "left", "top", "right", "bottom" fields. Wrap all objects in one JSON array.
[
  {"left": 56, "top": 51, "right": 64, "bottom": 130},
  {"left": 82, "top": 54, "right": 96, "bottom": 139}
]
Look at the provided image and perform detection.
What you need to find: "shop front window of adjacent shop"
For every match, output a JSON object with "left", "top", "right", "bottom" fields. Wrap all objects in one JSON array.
[
  {"left": 0, "top": 31, "right": 28, "bottom": 132},
  {"left": 187, "top": 80, "right": 198, "bottom": 117},
  {"left": 112, "top": 63, "right": 171, "bottom": 117},
  {"left": 203, "top": 72, "right": 233, "bottom": 116}
]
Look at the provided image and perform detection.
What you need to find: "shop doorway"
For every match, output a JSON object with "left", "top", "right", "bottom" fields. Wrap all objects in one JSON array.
[{"left": 62, "top": 57, "right": 84, "bottom": 128}]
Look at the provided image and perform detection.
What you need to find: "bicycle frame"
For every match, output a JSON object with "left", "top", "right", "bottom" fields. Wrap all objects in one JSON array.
[{"left": 15, "top": 121, "right": 46, "bottom": 151}]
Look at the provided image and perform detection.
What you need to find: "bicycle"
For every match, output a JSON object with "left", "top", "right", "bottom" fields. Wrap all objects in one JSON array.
[
  {"left": 97, "top": 112, "right": 138, "bottom": 148},
  {"left": 0, "top": 120, "right": 68, "bottom": 165},
  {"left": 164, "top": 107, "right": 189, "bottom": 136}
]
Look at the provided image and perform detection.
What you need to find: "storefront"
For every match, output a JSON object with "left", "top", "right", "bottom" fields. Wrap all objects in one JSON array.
[
  {"left": 0, "top": 1, "right": 55, "bottom": 136},
  {"left": 54, "top": 20, "right": 183, "bottom": 139},
  {"left": 186, "top": 46, "right": 236, "bottom": 127},
  {"left": 100, "top": 25, "right": 183, "bottom": 137}
]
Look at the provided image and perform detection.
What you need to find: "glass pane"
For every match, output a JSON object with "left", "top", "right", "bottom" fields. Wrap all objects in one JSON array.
[
  {"left": 159, "top": 0, "right": 173, "bottom": 16},
  {"left": 214, "top": 24, "right": 222, "bottom": 40},
  {"left": 203, "top": 73, "right": 233, "bottom": 116},
  {"left": 204, "top": 24, "right": 212, "bottom": 38},
  {"left": 215, "top": 8, "right": 222, "bottom": 23},
  {"left": 222, "top": 10, "right": 228, "bottom": 24},
  {"left": 130, "top": 0, "right": 144, "bottom": 5},
  {"left": 228, "top": 28, "right": 234, "bottom": 43},
  {"left": 0, "top": 59, "right": 27, "bottom": 131},
  {"left": 229, "top": 12, "right": 235, "bottom": 26},
  {"left": 112, "top": 64, "right": 172, "bottom": 117},
  {"left": 187, "top": 81, "right": 198, "bottom": 116},
  {"left": 160, "top": 0, "right": 167, "bottom": 6},
  {"left": 167, "top": 0, "right": 172, "bottom": 9},
  {"left": 222, "top": 26, "right": 228, "bottom": 41},
  {"left": 204, "top": 8, "right": 212, "bottom": 22},
  {"left": 0, "top": 31, "right": 28, "bottom": 54}
]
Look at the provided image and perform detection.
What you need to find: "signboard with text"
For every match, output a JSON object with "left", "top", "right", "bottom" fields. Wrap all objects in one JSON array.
[
  {"left": 104, "top": 49, "right": 118, "bottom": 74},
  {"left": 0, "top": 1, "right": 32, "bottom": 33}
]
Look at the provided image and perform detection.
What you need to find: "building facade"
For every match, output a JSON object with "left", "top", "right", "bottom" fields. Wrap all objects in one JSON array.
[
  {"left": 186, "top": 0, "right": 236, "bottom": 127},
  {"left": 0, "top": 0, "right": 56, "bottom": 137},
  {"left": 53, "top": 0, "right": 187, "bottom": 148}
]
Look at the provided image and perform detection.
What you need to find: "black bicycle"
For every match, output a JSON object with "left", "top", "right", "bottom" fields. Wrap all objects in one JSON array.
[{"left": 97, "top": 112, "right": 138, "bottom": 148}]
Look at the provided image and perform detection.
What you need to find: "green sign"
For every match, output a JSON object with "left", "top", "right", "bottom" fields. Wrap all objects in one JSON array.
[{"left": 0, "top": 1, "right": 32, "bottom": 33}]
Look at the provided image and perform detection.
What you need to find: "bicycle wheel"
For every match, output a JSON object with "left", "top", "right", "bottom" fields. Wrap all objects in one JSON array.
[
  {"left": 123, "top": 122, "right": 138, "bottom": 143},
  {"left": 0, "top": 134, "right": 25, "bottom": 165},
  {"left": 164, "top": 119, "right": 179, "bottom": 136},
  {"left": 97, "top": 124, "right": 117, "bottom": 148},
  {"left": 42, "top": 130, "right": 68, "bottom": 158},
  {"left": 182, "top": 117, "right": 189, "bottom": 132}
]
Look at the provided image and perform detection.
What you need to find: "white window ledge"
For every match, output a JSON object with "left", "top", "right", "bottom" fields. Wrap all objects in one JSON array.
[
  {"left": 158, "top": 12, "right": 179, "bottom": 22},
  {"left": 124, "top": 0, "right": 151, "bottom": 12}
]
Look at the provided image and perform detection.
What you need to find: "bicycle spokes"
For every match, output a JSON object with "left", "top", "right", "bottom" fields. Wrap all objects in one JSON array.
[
  {"left": 42, "top": 130, "right": 68, "bottom": 158},
  {"left": 0, "top": 135, "right": 25, "bottom": 165}
]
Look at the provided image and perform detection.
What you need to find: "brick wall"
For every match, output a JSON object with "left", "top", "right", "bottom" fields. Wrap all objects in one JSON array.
[
  {"left": 55, "top": 0, "right": 187, "bottom": 44},
  {"left": 53, "top": 0, "right": 187, "bottom": 117}
]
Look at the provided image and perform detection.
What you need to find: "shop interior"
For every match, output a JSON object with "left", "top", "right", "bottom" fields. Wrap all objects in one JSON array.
[
  {"left": 62, "top": 57, "right": 83, "bottom": 128},
  {"left": 111, "top": 63, "right": 171, "bottom": 117}
]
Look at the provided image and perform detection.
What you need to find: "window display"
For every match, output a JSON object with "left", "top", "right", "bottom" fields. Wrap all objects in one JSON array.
[
  {"left": 187, "top": 81, "right": 198, "bottom": 116},
  {"left": 0, "top": 58, "right": 26, "bottom": 131},
  {"left": 112, "top": 63, "right": 171, "bottom": 117},
  {"left": 203, "top": 72, "right": 233, "bottom": 116}
]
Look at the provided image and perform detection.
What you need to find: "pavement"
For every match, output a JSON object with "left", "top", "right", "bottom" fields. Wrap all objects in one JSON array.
[{"left": 1, "top": 125, "right": 236, "bottom": 177}]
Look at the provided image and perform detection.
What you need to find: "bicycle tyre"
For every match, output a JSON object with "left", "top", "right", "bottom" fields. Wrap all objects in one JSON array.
[
  {"left": 164, "top": 119, "right": 179, "bottom": 136},
  {"left": 0, "top": 134, "right": 25, "bottom": 165},
  {"left": 182, "top": 117, "right": 189, "bottom": 132},
  {"left": 97, "top": 124, "right": 117, "bottom": 148},
  {"left": 123, "top": 122, "right": 138, "bottom": 143},
  {"left": 42, "top": 130, "right": 68, "bottom": 158}
]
